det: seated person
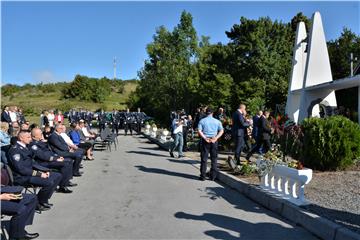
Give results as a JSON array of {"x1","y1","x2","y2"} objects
[
  {"x1": 1, "y1": 188, "x2": 39, "y2": 240},
  {"x1": 47, "y1": 124, "x2": 84, "y2": 177},
  {"x1": 79, "y1": 120, "x2": 96, "y2": 141},
  {"x1": 30, "y1": 128, "x2": 75, "y2": 193},
  {"x1": 59, "y1": 125, "x2": 79, "y2": 152},
  {"x1": 8, "y1": 131, "x2": 62, "y2": 211},
  {"x1": 69, "y1": 123, "x2": 94, "y2": 160},
  {"x1": 1, "y1": 162, "x2": 39, "y2": 239},
  {"x1": 42, "y1": 126, "x2": 52, "y2": 141}
]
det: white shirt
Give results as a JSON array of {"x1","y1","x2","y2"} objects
[
  {"x1": 47, "y1": 113, "x2": 55, "y2": 127},
  {"x1": 17, "y1": 141, "x2": 26, "y2": 148},
  {"x1": 172, "y1": 119, "x2": 183, "y2": 134},
  {"x1": 60, "y1": 132, "x2": 74, "y2": 146},
  {"x1": 82, "y1": 127, "x2": 91, "y2": 137},
  {"x1": 9, "y1": 111, "x2": 17, "y2": 122}
]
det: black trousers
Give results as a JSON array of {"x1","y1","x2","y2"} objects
[
  {"x1": 38, "y1": 159, "x2": 73, "y2": 187},
  {"x1": 200, "y1": 140, "x2": 218, "y2": 179},
  {"x1": 27, "y1": 172, "x2": 62, "y2": 204},
  {"x1": 247, "y1": 138, "x2": 271, "y2": 159},
  {"x1": 59, "y1": 150, "x2": 84, "y2": 175},
  {"x1": 112, "y1": 122, "x2": 119, "y2": 135},
  {"x1": 234, "y1": 135, "x2": 245, "y2": 164},
  {"x1": 1, "y1": 194, "x2": 37, "y2": 238},
  {"x1": 124, "y1": 123, "x2": 132, "y2": 135},
  {"x1": 182, "y1": 128, "x2": 188, "y2": 151}
]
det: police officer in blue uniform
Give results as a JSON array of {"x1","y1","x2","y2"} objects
[
  {"x1": 29, "y1": 128, "x2": 74, "y2": 193},
  {"x1": 8, "y1": 131, "x2": 62, "y2": 211},
  {"x1": 124, "y1": 109, "x2": 133, "y2": 136},
  {"x1": 1, "y1": 186, "x2": 39, "y2": 240},
  {"x1": 98, "y1": 110, "x2": 106, "y2": 132},
  {"x1": 197, "y1": 108, "x2": 224, "y2": 181}
]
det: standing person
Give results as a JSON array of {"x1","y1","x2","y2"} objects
[
  {"x1": 124, "y1": 109, "x2": 133, "y2": 136},
  {"x1": 252, "y1": 110, "x2": 263, "y2": 151},
  {"x1": 55, "y1": 111, "x2": 64, "y2": 124},
  {"x1": 231, "y1": 104, "x2": 250, "y2": 165},
  {"x1": 169, "y1": 111, "x2": 184, "y2": 158},
  {"x1": 47, "y1": 110, "x2": 55, "y2": 128},
  {"x1": 215, "y1": 107, "x2": 226, "y2": 122},
  {"x1": 9, "y1": 106, "x2": 18, "y2": 124},
  {"x1": 98, "y1": 109, "x2": 106, "y2": 132},
  {"x1": 197, "y1": 108, "x2": 224, "y2": 181},
  {"x1": 246, "y1": 110, "x2": 273, "y2": 160}
]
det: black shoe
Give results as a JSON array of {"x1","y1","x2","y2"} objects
[
  {"x1": 67, "y1": 182, "x2": 78, "y2": 187},
  {"x1": 36, "y1": 204, "x2": 50, "y2": 211},
  {"x1": 178, "y1": 155, "x2": 185, "y2": 158},
  {"x1": 24, "y1": 231, "x2": 40, "y2": 239},
  {"x1": 57, "y1": 187, "x2": 73, "y2": 193},
  {"x1": 42, "y1": 203, "x2": 53, "y2": 208},
  {"x1": 199, "y1": 176, "x2": 206, "y2": 181},
  {"x1": 73, "y1": 173, "x2": 82, "y2": 177},
  {"x1": 169, "y1": 151, "x2": 174, "y2": 158}
]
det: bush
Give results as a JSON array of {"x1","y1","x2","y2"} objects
[{"x1": 301, "y1": 116, "x2": 360, "y2": 170}]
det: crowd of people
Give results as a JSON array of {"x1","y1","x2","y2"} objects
[
  {"x1": 0, "y1": 105, "x2": 105, "y2": 239},
  {"x1": 168, "y1": 104, "x2": 274, "y2": 181},
  {"x1": 0, "y1": 102, "x2": 273, "y2": 238}
]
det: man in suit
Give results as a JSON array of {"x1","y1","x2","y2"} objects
[
  {"x1": 30, "y1": 128, "x2": 74, "y2": 193},
  {"x1": 246, "y1": 110, "x2": 272, "y2": 160},
  {"x1": 47, "y1": 124, "x2": 84, "y2": 177},
  {"x1": 231, "y1": 104, "x2": 250, "y2": 165},
  {"x1": 8, "y1": 131, "x2": 62, "y2": 211},
  {"x1": 2, "y1": 105, "x2": 13, "y2": 134}
]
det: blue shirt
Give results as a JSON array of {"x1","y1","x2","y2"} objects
[
  {"x1": 198, "y1": 116, "x2": 223, "y2": 138},
  {"x1": 69, "y1": 130, "x2": 81, "y2": 145},
  {"x1": 0, "y1": 130, "x2": 11, "y2": 147}
]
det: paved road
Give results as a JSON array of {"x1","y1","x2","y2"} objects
[{"x1": 29, "y1": 132, "x2": 318, "y2": 239}]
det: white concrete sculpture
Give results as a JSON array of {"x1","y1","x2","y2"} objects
[{"x1": 286, "y1": 12, "x2": 338, "y2": 124}]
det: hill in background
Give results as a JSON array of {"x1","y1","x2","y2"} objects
[{"x1": 1, "y1": 78, "x2": 138, "y2": 122}]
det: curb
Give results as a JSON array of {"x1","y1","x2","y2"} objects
[{"x1": 142, "y1": 134, "x2": 360, "y2": 240}]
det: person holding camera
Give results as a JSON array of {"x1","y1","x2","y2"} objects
[{"x1": 169, "y1": 111, "x2": 185, "y2": 158}]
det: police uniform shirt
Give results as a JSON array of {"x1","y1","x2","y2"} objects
[
  {"x1": 198, "y1": 116, "x2": 223, "y2": 138},
  {"x1": 8, "y1": 142, "x2": 49, "y2": 184},
  {"x1": 29, "y1": 140, "x2": 59, "y2": 162}
]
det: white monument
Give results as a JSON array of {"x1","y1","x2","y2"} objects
[{"x1": 286, "y1": 12, "x2": 360, "y2": 124}]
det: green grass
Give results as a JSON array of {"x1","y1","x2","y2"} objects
[{"x1": 1, "y1": 81, "x2": 138, "y2": 121}]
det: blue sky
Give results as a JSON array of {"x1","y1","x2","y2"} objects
[{"x1": 2, "y1": 1, "x2": 359, "y2": 85}]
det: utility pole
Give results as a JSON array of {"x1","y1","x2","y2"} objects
[{"x1": 113, "y1": 57, "x2": 117, "y2": 80}]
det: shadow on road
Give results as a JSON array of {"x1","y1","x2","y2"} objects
[
  {"x1": 135, "y1": 165, "x2": 199, "y2": 180},
  {"x1": 174, "y1": 211, "x2": 302, "y2": 240},
  {"x1": 166, "y1": 158, "x2": 199, "y2": 165},
  {"x1": 126, "y1": 150, "x2": 166, "y2": 157}
]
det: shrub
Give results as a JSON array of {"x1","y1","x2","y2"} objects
[{"x1": 301, "y1": 116, "x2": 360, "y2": 170}]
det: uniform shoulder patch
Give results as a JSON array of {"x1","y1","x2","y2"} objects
[
  {"x1": 13, "y1": 154, "x2": 21, "y2": 161},
  {"x1": 31, "y1": 145, "x2": 38, "y2": 151}
]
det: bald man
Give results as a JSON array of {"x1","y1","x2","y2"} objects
[
  {"x1": 8, "y1": 131, "x2": 62, "y2": 211},
  {"x1": 30, "y1": 128, "x2": 74, "y2": 193}
]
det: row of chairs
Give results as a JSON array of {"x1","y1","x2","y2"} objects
[{"x1": 94, "y1": 127, "x2": 118, "y2": 152}]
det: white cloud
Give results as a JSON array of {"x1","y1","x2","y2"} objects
[{"x1": 32, "y1": 70, "x2": 69, "y2": 84}]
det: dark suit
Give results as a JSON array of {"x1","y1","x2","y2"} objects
[
  {"x1": 1, "y1": 111, "x2": 11, "y2": 123},
  {"x1": 1, "y1": 187, "x2": 38, "y2": 239},
  {"x1": 8, "y1": 143, "x2": 62, "y2": 205},
  {"x1": 29, "y1": 140, "x2": 73, "y2": 188},
  {"x1": 47, "y1": 132, "x2": 83, "y2": 175},
  {"x1": 247, "y1": 116, "x2": 272, "y2": 159},
  {"x1": 231, "y1": 110, "x2": 250, "y2": 164}
]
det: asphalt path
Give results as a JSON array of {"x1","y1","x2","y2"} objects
[{"x1": 29, "y1": 132, "x2": 318, "y2": 239}]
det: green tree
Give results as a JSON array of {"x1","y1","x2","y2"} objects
[{"x1": 328, "y1": 28, "x2": 360, "y2": 79}]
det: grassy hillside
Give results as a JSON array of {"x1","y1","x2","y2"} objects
[{"x1": 1, "y1": 80, "x2": 138, "y2": 122}]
